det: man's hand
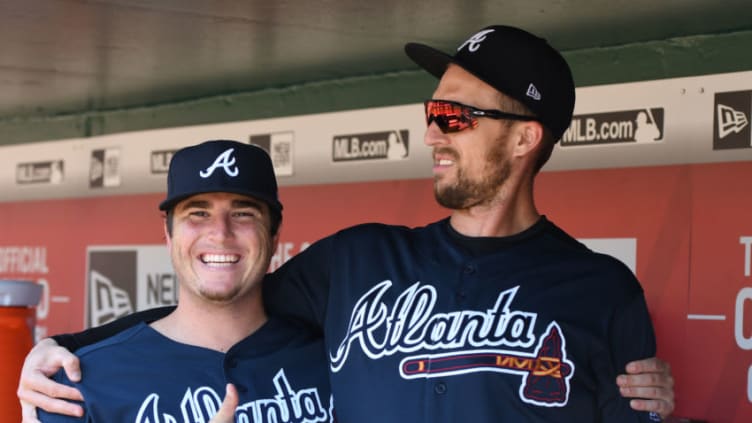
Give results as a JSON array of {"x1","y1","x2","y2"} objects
[
  {"x1": 17, "y1": 338, "x2": 84, "y2": 423},
  {"x1": 209, "y1": 384, "x2": 238, "y2": 423},
  {"x1": 617, "y1": 357, "x2": 675, "y2": 419}
]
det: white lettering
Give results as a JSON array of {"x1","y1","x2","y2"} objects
[
  {"x1": 329, "y1": 281, "x2": 539, "y2": 373},
  {"x1": 599, "y1": 120, "x2": 634, "y2": 140},
  {"x1": 586, "y1": 118, "x2": 597, "y2": 140},
  {"x1": 332, "y1": 136, "x2": 390, "y2": 160},
  {"x1": 332, "y1": 138, "x2": 352, "y2": 159},
  {"x1": 236, "y1": 370, "x2": 328, "y2": 423},
  {"x1": 134, "y1": 370, "x2": 329, "y2": 423},
  {"x1": 748, "y1": 365, "x2": 752, "y2": 403},
  {"x1": 146, "y1": 273, "x2": 178, "y2": 306},
  {"x1": 736, "y1": 287, "x2": 752, "y2": 350},
  {"x1": 36, "y1": 278, "x2": 49, "y2": 320},
  {"x1": 0, "y1": 246, "x2": 49, "y2": 274},
  {"x1": 350, "y1": 138, "x2": 360, "y2": 156},
  {"x1": 741, "y1": 237, "x2": 752, "y2": 277}
]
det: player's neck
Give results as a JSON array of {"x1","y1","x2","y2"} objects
[
  {"x1": 449, "y1": 179, "x2": 539, "y2": 237},
  {"x1": 151, "y1": 292, "x2": 267, "y2": 353}
]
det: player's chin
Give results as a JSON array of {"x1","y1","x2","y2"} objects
[{"x1": 200, "y1": 287, "x2": 242, "y2": 303}]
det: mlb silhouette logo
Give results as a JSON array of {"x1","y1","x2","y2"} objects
[{"x1": 713, "y1": 90, "x2": 751, "y2": 150}]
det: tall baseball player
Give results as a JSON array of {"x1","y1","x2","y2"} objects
[
  {"x1": 36, "y1": 140, "x2": 333, "y2": 422},
  {"x1": 19, "y1": 25, "x2": 674, "y2": 423},
  {"x1": 260, "y1": 25, "x2": 668, "y2": 422}
]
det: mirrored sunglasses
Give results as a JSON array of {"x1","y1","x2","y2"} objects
[{"x1": 424, "y1": 99, "x2": 538, "y2": 134}]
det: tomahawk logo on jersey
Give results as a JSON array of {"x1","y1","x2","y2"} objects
[{"x1": 330, "y1": 281, "x2": 575, "y2": 407}]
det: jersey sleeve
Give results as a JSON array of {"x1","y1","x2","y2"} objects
[
  {"x1": 36, "y1": 371, "x2": 87, "y2": 422},
  {"x1": 51, "y1": 306, "x2": 175, "y2": 351},
  {"x1": 600, "y1": 289, "x2": 660, "y2": 422},
  {"x1": 608, "y1": 292, "x2": 657, "y2": 380},
  {"x1": 262, "y1": 234, "x2": 335, "y2": 334}
]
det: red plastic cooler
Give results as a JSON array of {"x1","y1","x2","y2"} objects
[{"x1": 0, "y1": 280, "x2": 42, "y2": 422}]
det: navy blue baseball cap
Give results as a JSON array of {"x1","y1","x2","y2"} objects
[
  {"x1": 159, "y1": 140, "x2": 283, "y2": 214},
  {"x1": 405, "y1": 25, "x2": 575, "y2": 142}
]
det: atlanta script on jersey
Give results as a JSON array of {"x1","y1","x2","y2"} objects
[
  {"x1": 266, "y1": 217, "x2": 659, "y2": 422},
  {"x1": 40, "y1": 319, "x2": 333, "y2": 423}
]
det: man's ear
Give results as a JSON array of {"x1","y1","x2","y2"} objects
[
  {"x1": 271, "y1": 230, "x2": 281, "y2": 255},
  {"x1": 512, "y1": 120, "x2": 545, "y2": 158},
  {"x1": 163, "y1": 218, "x2": 172, "y2": 248}
]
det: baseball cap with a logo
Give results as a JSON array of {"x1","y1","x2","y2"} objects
[
  {"x1": 405, "y1": 25, "x2": 575, "y2": 141},
  {"x1": 159, "y1": 139, "x2": 282, "y2": 214}
]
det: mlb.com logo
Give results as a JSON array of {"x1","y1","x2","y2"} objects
[
  {"x1": 332, "y1": 130, "x2": 409, "y2": 162},
  {"x1": 713, "y1": 90, "x2": 751, "y2": 150}
]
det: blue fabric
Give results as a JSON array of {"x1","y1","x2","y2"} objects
[
  {"x1": 266, "y1": 216, "x2": 659, "y2": 422},
  {"x1": 39, "y1": 318, "x2": 332, "y2": 422}
]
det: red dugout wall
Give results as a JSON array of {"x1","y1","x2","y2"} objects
[
  {"x1": 2, "y1": 71, "x2": 752, "y2": 421},
  {"x1": 2, "y1": 164, "x2": 751, "y2": 421}
]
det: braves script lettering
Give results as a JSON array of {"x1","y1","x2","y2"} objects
[
  {"x1": 330, "y1": 281, "x2": 575, "y2": 407},
  {"x1": 134, "y1": 369, "x2": 329, "y2": 423}
]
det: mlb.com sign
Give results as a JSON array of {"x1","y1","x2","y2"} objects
[
  {"x1": 560, "y1": 108, "x2": 664, "y2": 146},
  {"x1": 332, "y1": 130, "x2": 409, "y2": 162}
]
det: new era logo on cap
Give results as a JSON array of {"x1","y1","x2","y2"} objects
[
  {"x1": 526, "y1": 84, "x2": 542, "y2": 101},
  {"x1": 159, "y1": 140, "x2": 282, "y2": 213}
]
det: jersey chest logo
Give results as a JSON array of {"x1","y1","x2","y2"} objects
[
  {"x1": 134, "y1": 369, "x2": 332, "y2": 423},
  {"x1": 330, "y1": 281, "x2": 575, "y2": 407}
]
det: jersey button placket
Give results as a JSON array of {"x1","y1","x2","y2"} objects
[
  {"x1": 455, "y1": 290, "x2": 467, "y2": 302},
  {"x1": 224, "y1": 354, "x2": 247, "y2": 393},
  {"x1": 457, "y1": 263, "x2": 476, "y2": 303},
  {"x1": 434, "y1": 381, "x2": 447, "y2": 395}
]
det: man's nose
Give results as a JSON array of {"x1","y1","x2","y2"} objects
[
  {"x1": 424, "y1": 120, "x2": 448, "y2": 146},
  {"x1": 209, "y1": 214, "x2": 234, "y2": 240}
]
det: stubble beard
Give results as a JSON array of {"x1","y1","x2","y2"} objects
[
  {"x1": 200, "y1": 284, "x2": 243, "y2": 303},
  {"x1": 433, "y1": 141, "x2": 510, "y2": 210}
]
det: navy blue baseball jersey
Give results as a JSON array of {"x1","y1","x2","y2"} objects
[
  {"x1": 40, "y1": 318, "x2": 333, "y2": 423},
  {"x1": 264, "y1": 216, "x2": 659, "y2": 422}
]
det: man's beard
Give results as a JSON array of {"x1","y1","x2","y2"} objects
[
  {"x1": 434, "y1": 143, "x2": 510, "y2": 210},
  {"x1": 200, "y1": 285, "x2": 242, "y2": 303}
]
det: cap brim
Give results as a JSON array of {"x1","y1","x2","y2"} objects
[
  {"x1": 159, "y1": 189, "x2": 283, "y2": 213},
  {"x1": 404, "y1": 43, "x2": 454, "y2": 79}
]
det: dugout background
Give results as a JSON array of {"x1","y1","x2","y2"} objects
[{"x1": 1, "y1": 1, "x2": 751, "y2": 421}]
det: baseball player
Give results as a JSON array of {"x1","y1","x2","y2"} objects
[
  {"x1": 19, "y1": 25, "x2": 675, "y2": 423},
  {"x1": 261, "y1": 25, "x2": 666, "y2": 422},
  {"x1": 36, "y1": 140, "x2": 333, "y2": 422}
]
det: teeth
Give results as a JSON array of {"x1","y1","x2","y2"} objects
[
  {"x1": 438, "y1": 159, "x2": 454, "y2": 166},
  {"x1": 201, "y1": 254, "x2": 239, "y2": 264}
]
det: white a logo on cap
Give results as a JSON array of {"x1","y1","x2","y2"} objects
[
  {"x1": 458, "y1": 29, "x2": 495, "y2": 53},
  {"x1": 200, "y1": 148, "x2": 239, "y2": 178}
]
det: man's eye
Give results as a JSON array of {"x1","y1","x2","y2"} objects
[
  {"x1": 189, "y1": 211, "x2": 209, "y2": 217},
  {"x1": 234, "y1": 210, "x2": 257, "y2": 218}
]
